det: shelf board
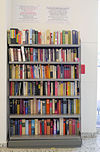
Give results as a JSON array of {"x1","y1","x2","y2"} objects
[
  {"x1": 10, "y1": 135, "x2": 81, "y2": 140},
  {"x1": 9, "y1": 114, "x2": 80, "y2": 119},
  {"x1": 9, "y1": 96, "x2": 80, "y2": 99},
  {"x1": 9, "y1": 78, "x2": 80, "y2": 82},
  {"x1": 9, "y1": 61, "x2": 80, "y2": 65},
  {"x1": 9, "y1": 44, "x2": 80, "y2": 48}
]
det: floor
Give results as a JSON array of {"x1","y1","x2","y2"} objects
[{"x1": 1, "y1": 133, "x2": 100, "y2": 152}]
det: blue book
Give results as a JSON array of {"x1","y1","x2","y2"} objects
[
  {"x1": 25, "y1": 120, "x2": 29, "y2": 135},
  {"x1": 17, "y1": 119, "x2": 20, "y2": 135},
  {"x1": 15, "y1": 119, "x2": 18, "y2": 135},
  {"x1": 25, "y1": 101, "x2": 28, "y2": 114},
  {"x1": 30, "y1": 29, "x2": 33, "y2": 44},
  {"x1": 35, "y1": 49, "x2": 38, "y2": 61},
  {"x1": 42, "y1": 119, "x2": 44, "y2": 135},
  {"x1": 63, "y1": 99, "x2": 67, "y2": 114},
  {"x1": 72, "y1": 30, "x2": 76, "y2": 44},
  {"x1": 54, "y1": 119, "x2": 57, "y2": 135},
  {"x1": 10, "y1": 119, "x2": 13, "y2": 136},
  {"x1": 38, "y1": 99, "x2": 41, "y2": 114},
  {"x1": 31, "y1": 120, "x2": 35, "y2": 135},
  {"x1": 75, "y1": 31, "x2": 78, "y2": 44},
  {"x1": 33, "y1": 48, "x2": 36, "y2": 61}
]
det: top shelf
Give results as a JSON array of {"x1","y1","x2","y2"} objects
[{"x1": 8, "y1": 44, "x2": 81, "y2": 48}]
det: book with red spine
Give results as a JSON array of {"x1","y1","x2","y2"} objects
[
  {"x1": 63, "y1": 49, "x2": 65, "y2": 62},
  {"x1": 30, "y1": 65, "x2": 33, "y2": 79},
  {"x1": 30, "y1": 48, "x2": 33, "y2": 61},
  {"x1": 60, "y1": 32, "x2": 62, "y2": 44},
  {"x1": 50, "y1": 120, "x2": 53, "y2": 135},
  {"x1": 47, "y1": 81, "x2": 50, "y2": 96},
  {"x1": 61, "y1": 48, "x2": 63, "y2": 61},
  {"x1": 19, "y1": 119, "x2": 22, "y2": 135},
  {"x1": 55, "y1": 81, "x2": 58, "y2": 96},
  {"x1": 38, "y1": 32, "x2": 41, "y2": 44},
  {"x1": 58, "y1": 99, "x2": 61, "y2": 114},
  {"x1": 29, "y1": 120, "x2": 31, "y2": 135},
  {"x1": 46, "y1": 99, "x2": 50, "y2": 114},
  {"x1": 63, "y1": 119, "x2": 66, "y2": 135},
  {"x1": 44, "y1": 119, "x2": 47, "y2": 135},
  {"x1": 72, "y1": 119, "x2": 75, "y2": 135}
]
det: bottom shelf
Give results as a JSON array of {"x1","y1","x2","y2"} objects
[{"x1": 8, "y1": 135, "x2": 82, "y2": 148}]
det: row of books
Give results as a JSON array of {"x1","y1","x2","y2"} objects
[
  {"x1": 10, "y1": 118, "x2": 80, "y2": 136},
  {"x1": 10, "y1": 81, "x2": 80, "y2": 96},
  {"x1": 9, "y1": 48, "x2": 79, "y2": 63},
  {"x1": 8, "y1": 28, "x2": 80, "y2": 45},
  {"x1": 9, "y1": 64, "x2": 79, "y2": 79},
  {"x1": 10, "y1": 99, "x2": 80, "y2": 115}
]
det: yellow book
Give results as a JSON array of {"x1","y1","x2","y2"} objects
[
  {"x1": 30, "y1": 99, "x2": 34, "y2": 115},
  {"x1": 60, "y1": 82, "x2": 63, "y2": 96},
  {"x1": 35, "y1": 119, "x2": 38, "y2": 135},
  {"x1": 76, "y1": 99, "x2": 80, "y2": 114},
  {"x1": 53, "y1": 32, "x2": 55, "y2": 44},
  {"x1": 38, "y1": 49, "x2": 40, "y2": 61},
  {"x1": 67, "y1": 82, "x2": 71, "y2": 96},
  {"x1": 22, "y1": 119, "x2": 25, "y2": 135},
  {"x1": 17, "y1": 101, "x2": 20, "y2": 114},
  {"x1": 46, "y1": 30, "x2": 50, "y2": 44},
  {"x1": 65, "y1": 31, "x2": 68, "y2": 44}
]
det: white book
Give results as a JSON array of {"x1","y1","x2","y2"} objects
[
  {"x1": 21, "y1": 46, "x2": 25, "y2": 61},
  {"x1": 10, "y1": 48, "x2": 14, "y2": 62},
  {"x1": 60, "y1": 118, "x2": 63, "y2": 135},
  {"x1": 22, "y1": 30, "x2": 25, "y2": 44},
  {"x1": 18, "y1": 49, "x2": 21, "y2": 61}
]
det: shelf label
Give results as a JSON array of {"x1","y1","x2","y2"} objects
[{"x1": 81, "y1": 64, "x2": 85, "y2": 74}]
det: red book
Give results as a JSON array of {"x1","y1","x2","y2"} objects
[
  {"x1": 29, "y1": 120, "x2": 31, "y2": 135},
  {"x1": 44, "y1": 120, "x2": 47, "y2": 135},
  {"x1": 63, "y1": 50, "x2": 65, "y2": 62},
  {"x1": 60, "y1": 32, "x2": 62, "y2": 44},
  {"x1": 47, "y1": 81, "x2": 50, "y2": 96},
  {"x1": 61, "y1": 48, "x2": 63, "y2": 61},
  {"x1": 30, "y1": 48, "x2": 33, "y2": 61},
  {"x1": 63, "y1": 119, "x2": 66, "y2": 135},
  {"x1": 30, "y1": 65, "x2": 33, "y2": 79},
  {"x1": 72, "y1": 119, "x2": 75, "y2": 135},
  {"x1": 40, "y1": 120, "x2": 42, "y2": 135},
  {"x1": 46, "y1": 99, "x2": 50, "y2": 114},
  {"x1": 38, "y1": 32, "x2": 41, "y2": 44},
  {"x1": 20, "y1": 120, "x2": 22, "y2": 135},
  {"x1": 50, "y1": 120, "x2": 53, "y2": 135},
  {"x1": 55, "y1": 81, "x2": 58, "y2": 96}
]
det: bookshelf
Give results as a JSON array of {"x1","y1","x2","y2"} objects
[{"x1": 7, "y1": 29, "x2": 82, "y2": 148}]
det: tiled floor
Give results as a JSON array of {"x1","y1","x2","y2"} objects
[{"x1": 1, "y1": 134, "x2": 100, "y2": 152}]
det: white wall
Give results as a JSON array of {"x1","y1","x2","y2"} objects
[{"x1": 0, "y1": 0, "x2": 98, "y2": 143}]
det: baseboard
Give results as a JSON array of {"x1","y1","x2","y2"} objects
[
  {"x1": 81, "y1": 132, "x2": 96, "y2": 138},
  {"x1": 0, "y1": 142, "x2": 7, "y2": 148}
]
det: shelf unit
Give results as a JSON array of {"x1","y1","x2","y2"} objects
[{"x1": 7, "y1": 43, "x2": 82, "y2": 148}]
